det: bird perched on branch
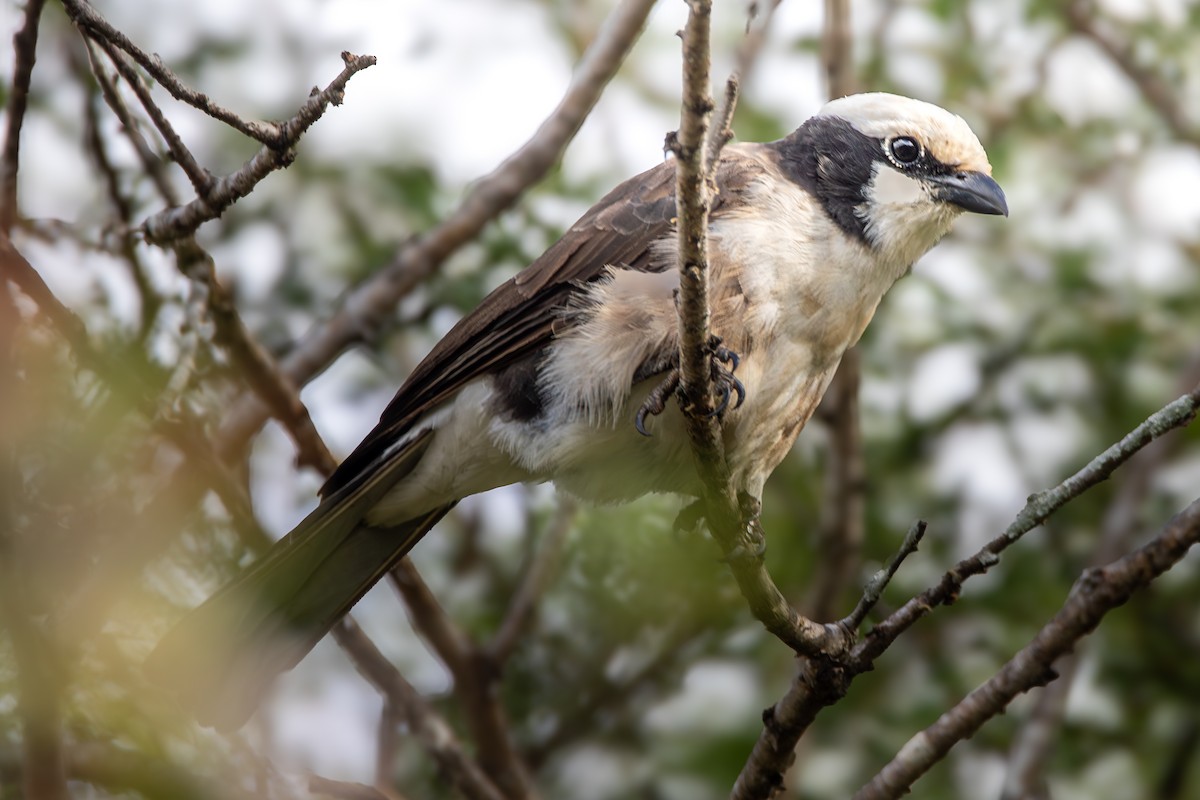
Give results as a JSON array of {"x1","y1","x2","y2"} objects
[{"x1": 147, "y1": 92, "x2": 1007, "y2": 729}]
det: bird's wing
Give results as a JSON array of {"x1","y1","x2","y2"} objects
[{"x1": 322, "y1": 144, "x2": 772, "y2": 496}]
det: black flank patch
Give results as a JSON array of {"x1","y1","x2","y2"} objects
[{"x1": 491, "y1": 351, "x2": 549, "y2": 422}]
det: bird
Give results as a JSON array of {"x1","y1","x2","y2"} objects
[{"x1": 146, "y1": 92, "x2": 1007, "y2": 730}]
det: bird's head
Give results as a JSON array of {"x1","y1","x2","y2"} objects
[{"x1": 783, "y1": 92, "x2": 1007, "y2": 271}]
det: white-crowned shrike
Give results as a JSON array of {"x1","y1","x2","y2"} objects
[{"x1": 148, "y1": 92, "x2": 1008, "y2": 729}]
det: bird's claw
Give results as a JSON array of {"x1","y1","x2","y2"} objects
[
  {"x1": 704, "y1": 336, "x2": 745, "y2": 418},
  {"x1": 635, "y1": 370, "x2": 681, "y2": 436},
  {"x1": 720, "y1": 492, "x2": 766, "y2": 563},
  {"x1": 634, "y1": 336, "x2": 744, "y2": 436}
]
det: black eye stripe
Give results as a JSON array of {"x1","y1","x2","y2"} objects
[{"x1": 888, "y1": 136, "x2": 921, "y2": 166}]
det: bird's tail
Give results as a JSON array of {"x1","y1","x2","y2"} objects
[{"x1": 145, "y1": 429, "x2": 452, "y2": 731}]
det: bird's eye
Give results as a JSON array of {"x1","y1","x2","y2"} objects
[{"x1": 888, "y1": 136, "x2": 921, "y2": 166}]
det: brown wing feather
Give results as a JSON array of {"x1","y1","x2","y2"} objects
[{"x1": 323, "y1": 145, "x2": 772, "y2": 496}]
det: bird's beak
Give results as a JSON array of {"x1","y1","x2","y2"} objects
[{"x1": 928, "y1": 171, "x2": 1008, "y2": 217}]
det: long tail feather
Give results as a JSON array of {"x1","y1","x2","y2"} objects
[{"x1": 145, "y1": 429, "x2": 449, "y2": 730}]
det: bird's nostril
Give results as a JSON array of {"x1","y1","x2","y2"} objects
[{"x1": 956, "y1": 172, "x2": 969, "y2": 181}]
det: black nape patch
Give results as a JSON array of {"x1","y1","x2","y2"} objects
[
  {"x1": 773, "y1": 116, "x2": 884, "y2": 245},
  {"x1": 491, "y1": 352, "x2": 549, "y2": 422}
]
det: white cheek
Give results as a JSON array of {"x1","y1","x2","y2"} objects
[{"x1": 869, "y1": 165, "x2": 928, "y2": 206}]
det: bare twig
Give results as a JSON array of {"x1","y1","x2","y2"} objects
[
  {"x1": 86, "y1": 35, "x2": 214, "y2": 196},
  {"x1": 77, "y1": 55, "x2": 160, "y2": 337},
  {"x1": 731, "y1": 382, "x2": 1200, "y2": 798},
  {"x1": 62, "y1": 0, "x2": 284, "y2": 145},
  {"x1": 140, "y1": 50, "x2": 377, "y2": 244},
  {"x1": 854, "y1": 495, "x2": 1200, "y2": 800},
  {"x1": 388, "y1": 561, "x2": 471, "y2": 677},
  {"x1": 210, "y1": 0, "x2": 657, "y2": 458},
  {"x1": 172, "y1": 241, "x2": 337, "y2": 474},
  {"x1": 1064, "y1": 0, "x2": 1199, "y2": 145},
  {"x1": 331, "y1": 619, "x2": 506, "y2": 800},
  {"x1": 841, "y1": 520, "x2": 926, "y2": 631},
  {"x1": 1001, "y1": 352, "x2": 1200, "y2": 798},
  {"x1": 707, "y1": 0, "x2": 782, "y2": 156},
  {"x1": 84, "y1": 39, "x2": 180, "y2": 205},
  {"x1": 0, "y1": 0, "x2": 48, "y2": 235},
  {"x1": 389, "y1": 561, "x2": 536, "y2": 800},
  {"x1": 488, "y1": 496, "x2": 577, "y2": 664}
]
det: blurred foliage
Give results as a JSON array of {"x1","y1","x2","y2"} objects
[{"x1": 3, "y1": 1, "x2": 1200, "y2": 800}]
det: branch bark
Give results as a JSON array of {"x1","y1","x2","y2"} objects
[
  {"x1": 854, "y1": 495, "x2": 1200, "y2": 799},
  {"x1": 0, "y1": 0, "x2": 48, "y2": 235},
  {"x1": 731, "y1": 382, "x2": 1200, "y2": 798}
]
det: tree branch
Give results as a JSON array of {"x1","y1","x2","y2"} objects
[
  {"x1": 854, "y1": 495, "x2": 1200, "y2": 800},
  {"x1": 859, "y1": 384, "x2": 1200, "y2": 662},
  {"x1": 1064, "y1": 0, "x2": 1199, "y2": 145},
  {"x1": 0, "y1": 0, "x2": 48, "y2": 235},
  {"x1": 1001, "y1": 351, "x2": 1200, "y2": 798},
  {"x1": 331, "y1": 619, "x2": 507, "y2": 800},
  {"x1": 389, "y1": 561, "x2": 537, "y2": 800},
  {"x1": 731, "y1": 382, "x2": 1200, "y2": 798},
  {"x1": 62, "y1": 0, "x2": 285, "y2": 145}
]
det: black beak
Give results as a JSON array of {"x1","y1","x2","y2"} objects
[{"x1": 929, "y1": 171, "x2": 1008, "y2": 217}]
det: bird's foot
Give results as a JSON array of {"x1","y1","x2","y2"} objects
[
  {"x1": 705, "y1": 336, "x2": 746, "y2": 419},
  {"x1": 634, "y1": 336, "x2": 744, "y2": 437},
  {"x1": 672, "y1": 498, "x2": 707, "y2": 539},
  {"x1": 635, "y1": 369, "x2": 680, "y2": 437},
  {"x1": 720, "y1": 492, "x2": 766, "y2": 563}
]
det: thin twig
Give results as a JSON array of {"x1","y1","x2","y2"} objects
[
  {"x1": 389, "y1": 561, "x2": 537, "y2": 800},
  {"x1": 86, "y1": 35, "x2": 214, "y2": 196},
  {"x1": 331, "y1": 619, "x2": 507, "y2": 800},
  {"x1": 730, "y1": 382, "x2": 1200, "y2": 798},
  {"x1": 140, "y1": 51, "x2": 377, "y2": 245},
  {"x1": 76, "y1": 52, "x2": 160, "y2": 337},
  {"x1": 0, "y1": 0, "x2": 48, "y2": 235},
  {"x1": 62, "y1": 0, "x2": 284, "y2": 145},
  {"x1": 488, "y1": 496, "x2": 577, "y2": 664},
  {"x1": 85, "y1": 39, "x2": 180, "y2": 205},
  {"x1": 172, "y1": 241, "x2": 337, "y2": 474},
  {"x1": 841, "y1": 520, "x2": 926, "y2": 632},
  {"x1": 1064, "y1": 0, "x2": 1199, "y2": 145},
  {"x1": 706, "y1": 0, "x2": 782, "y2": 160},
  {"x1": 854, "y1": 495, "x2": 1200, "y2": 800}
]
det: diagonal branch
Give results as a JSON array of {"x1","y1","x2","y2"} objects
[
  {"x1": 1064, "y1": 0, "x2": 1199, "y2": 145},
  {"x1": 62, "y1": 0, "x2": 284, "y2": 145},
  {"x1": 730, "y1": 381, "x2": 1200, "y2": 798},
  {"x1": 854, "y1": 495, "x2": 1200, "y2": 800},
  {"x1": 139, "y1": 50, "x2": 376, "y2": 244},
  {"x1": 331, "y1": 619, "x2": 506, "y2": 800}
]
